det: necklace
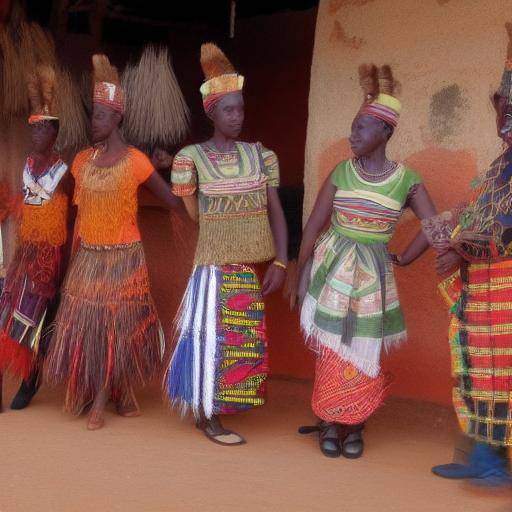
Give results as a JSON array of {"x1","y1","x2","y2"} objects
[
  {"x1": 354, "y1": 157, "x2": 397, "y2": 182},
  {"x1": 203, "y1": 139, "x2": 238, "y2": 153}
]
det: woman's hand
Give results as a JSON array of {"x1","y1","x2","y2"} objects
[
  {"x1": 290, "y1": 257, "x2": 313, "y2": 309},
  {"x1": 389, "y1": 253, "x2": 404, "y2": 266},
  {"x1": 297, "y1": 269, "x2": 310, "y2": 308},
  {"x1": 262, "y1": 263, "x2": 286, "y2": 296},
  {"x1": 436, "y1": 249, "x2": 462, "y2": 275}
]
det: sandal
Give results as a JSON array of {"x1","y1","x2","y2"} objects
[
  {"x1": 196, "y1": 420, "x2": 246, "y2": 446},
  {"x1": 341, "y1": 429, "x2": 364, "y2": 459},
  {"x1": 299, "y1": 421, "x2": 341, "y2": 458}
]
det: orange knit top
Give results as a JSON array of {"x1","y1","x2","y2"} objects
[{"x1": 72, "y1": 147, "x2": 154, "y2": 245}]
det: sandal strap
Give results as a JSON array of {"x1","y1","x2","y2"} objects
[
  {"x1": 298, "y1": 425, "x2": 321, "y2": 434},
  {"x1": 320, "y1": 423, "x2": 339, "y2": 441}
]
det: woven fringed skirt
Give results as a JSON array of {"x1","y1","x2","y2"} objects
[
  {"x1": 0, "y1": 240, "x2": 62, "y2": 380},
  {"x1": 301, "y1": 229, "x2": 404, "y2": 424},
  {"x1": 45, "y1": 242, "x2": 164, "y2": 415},
  {"x1": 166, "y1": 264, "x2": 268, "y2": 419},
  {"x1": 449, "y1": 261, "x2": 512, "y2": 447}
]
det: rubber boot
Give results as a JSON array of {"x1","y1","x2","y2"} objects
[
  {"x1": 432, "y1": 442, "x2": 511, "y2": 486},
  {"x1": 10, "y1": 367, "x2": 40, "y2": 410}
]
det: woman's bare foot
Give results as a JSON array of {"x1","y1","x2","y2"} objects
[
  {"x1": 87, "y1": 389, "x2": 108, "y2": 430},
  {"x1": 115, "y1": 390, "x2": 141, "y2": 418},
  {"x1": 87, "y1": 408, "x2": 105, "y2": 430}
]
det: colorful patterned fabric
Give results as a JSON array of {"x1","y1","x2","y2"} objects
[
  {"x1": 0, "y1": 241, "x2": 62, "y2": 379},
  {"x1": 0, "y1": 157, "x2": 68, "y2": 379},
  {"x1": 312, "y1": 348, "x2": 392, "y2": 424},
  {"x1": 358, "y1": 93, "x2": 401, "y2": 127},
  {"x1": 448, "y1": 260, "x2": 512, "y2": 447},
  {"x1": 200, "y1": 74, "x2": 244, "y2": 102},
  {"x1": 166, "y1": 264, "x2": 268, "y2": 419},
  {"x1": 93, "y1": 81, "x2": 125, "y2": 113},
  {"x1": 45, "y1": 242, "x2": 164, "y2": 415},
  {"x1": 301, "y1": 159, "x2": 421, "y2": 377},
  {"x1": 330, "y1": 159, "x2": 421, "y2": 244},
  {"x1": 453, "y1": 150, "x2": 512, "y2": 260},
  {"x1": 23, "y1": 155, "x2": 67, "y2": 205},
  {"x1": 171, "y1": 142, "x2": 279, "y2": 265},
  {"x1": 432, "y1": 150, "x2": 512, "y2": 448},
  {"x1": 72, "y1": 147, "x2": 154, "y2": 245},
  {"x1": 199, "y1": 43, "x2": 244, "y2": 112}
]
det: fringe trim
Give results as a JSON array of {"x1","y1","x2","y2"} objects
[
  {"x1": 45, "y1": 242, "x2": 162, "y2": 414},
  {"x1": 167, "y1": 266, "x2": 218, "y2": 419},
  {"x1": 301, "y1": 293, "x2": 406, "y2": 378},
  {"x1": 191, "y1": 267, "x2": 208, "y2": 417},
  {"x1": 0, "y1": 331, "x2": 33, "y2": 380},
  {"x1": 165, "y1": 267, "x2": 197, "y2": 418},
  {"x1": 202, "y1": 267, "x2": 218, "y2": 419}
]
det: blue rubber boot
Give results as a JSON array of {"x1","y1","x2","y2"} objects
[{"x1": 432, "y1": 442, "x2": 511, "y2": 486}]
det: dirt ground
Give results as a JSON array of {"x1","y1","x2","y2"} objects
[{"x1": 1, "y1": 377, "x2": 510, "y2": 512}]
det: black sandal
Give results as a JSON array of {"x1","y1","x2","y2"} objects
[
  {"x1": 341, "y1": 428, "x2": 364, "y2": 459},
  {"x1": 196, "y1": 420, "x2": 246, "y2": 446},
  {"x1": 299, "y1": 421, "x2": 341, "y2": 458}
]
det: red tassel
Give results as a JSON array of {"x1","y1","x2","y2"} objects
[{"x1": 0, "y1": 331, "x2": 33, "y2": 380}]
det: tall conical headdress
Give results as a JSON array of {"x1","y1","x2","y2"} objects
[
  {"x1": 199, "y1": 43, "x2": 244, "y2": 113},
  {"x1": 92, "y1": 54, "x2": 125, "y2": 113},
  {"x1": 27, "y1": 64, "x2": 58, "y2": 124}
]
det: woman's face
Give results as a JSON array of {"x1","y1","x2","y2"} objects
[
  {"x1": 209, "y1": 91, "x2": 245, "y2": 139},
  {"x1": 30, "y1": 121, "x2": 58, "y2": 153},
  {"x1": 349, "y1": 114, "x2": 390, "y2": 157},
  {"x1": 91, "y1": 103, "x2": 121, "y2": 143},
  {"x1": 495, "y1": 94, "x2": 512, "y2": 146}
]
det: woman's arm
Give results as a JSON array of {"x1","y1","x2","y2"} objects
[
  {"x1": 292, "y1": 174, "x2": 336, "y2": 307},
  {"x1": 143, "y1": 171, "x2": 181, "y2": 210},
  {"x1": 267, "y1": 187, "x2": 288, "y2": 264},
  {"x1": 394, "y1": 184, "x2": 437, "y2": 266},
  {"x1": 297, "y1": 175, "x2": 337, "y2": 273},
  {"x1": 182, "y1": 196, "x2": 199, "y2": 223},
  {"x1": 261, "y1": 186, "x2": 288, "y2": 295}
]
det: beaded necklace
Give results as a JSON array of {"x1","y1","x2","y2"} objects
[{"x1": 354, "y1": 157, "x2": 398, "y2": 183}]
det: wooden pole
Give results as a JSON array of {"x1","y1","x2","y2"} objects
[
  {"x1": 50, "y1": 0, "x2": 70, "y2": 43},
  {"x1": 229, "y1": 0, "x2": 236, "y2": 39},
  {"x1": 91, "y1": 0, "x2": 107, "y2": 49}
]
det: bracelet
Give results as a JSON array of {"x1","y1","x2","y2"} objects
[{"x1": 272, "y1": 260, "x2": 287, "y2": 270}]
